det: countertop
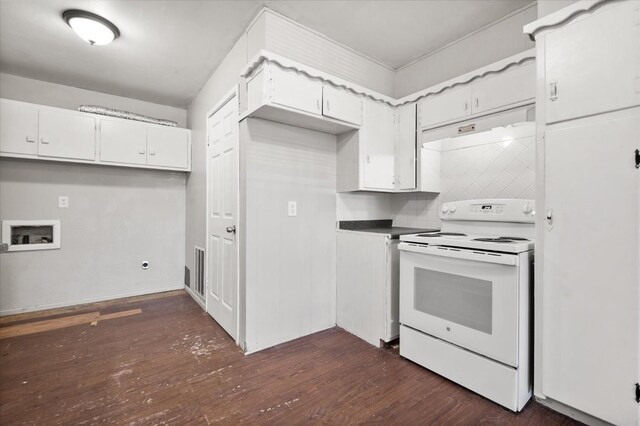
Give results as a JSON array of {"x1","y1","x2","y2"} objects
[{"x1": 338, "y1": 220, "x2": 438, "y2": 239}]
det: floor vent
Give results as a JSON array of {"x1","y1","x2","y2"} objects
[{"x1": 194, "y1": 246, "x2": 205, "y2": 297}]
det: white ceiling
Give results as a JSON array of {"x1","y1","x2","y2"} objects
[{"x1": 0, "y1": 1, "x2": 534, "y2": 108}]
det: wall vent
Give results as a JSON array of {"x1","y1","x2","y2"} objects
[{"x1": 194, "y1": 246, "x2": 205, "y2": 297}]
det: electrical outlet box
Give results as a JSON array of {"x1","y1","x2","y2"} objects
[
  {"x1": 288, "y1": 201, "x2": 297, "y2": 217},
  {"x1": 58, "y1": 196, "x2": 69, "y2": 208}
]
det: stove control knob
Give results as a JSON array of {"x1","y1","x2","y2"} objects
[
  {"x1": 449, "y1": 205, "x2": 457, "y2": 213},
  {"x1": 522, "y1": 202, "x2": 533, "y2": 214},
  {"x1": 441, "y1": 205, "x2": 449, "y2": 214}
]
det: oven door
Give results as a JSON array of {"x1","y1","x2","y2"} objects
[{"x1": 399, "y1": 243, "x2": 519, "y2": 367}]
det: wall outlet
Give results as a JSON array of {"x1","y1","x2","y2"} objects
[
  {"x1": 58, "y1": 196, "x2": 69, "y2": 208},
  {"x1": 288, "y1": 201, "x2": 297, "y2": 217}
]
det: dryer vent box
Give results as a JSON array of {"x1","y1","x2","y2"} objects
[{"x1": 2, "y1": 220, "x2": 61, "y2": 252}]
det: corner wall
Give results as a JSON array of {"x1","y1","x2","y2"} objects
[{"x1": 394, "y1": 4, "x2": 537, "y2": 98}]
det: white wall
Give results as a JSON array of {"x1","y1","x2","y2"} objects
[
  {"x1": 242, "y1": 118, "x2": 336, "y2": 353},
  {"x1": 394, "y1": 5, "x2": 537, "y2": 98},
  {"x1": 0, "y1": 159, "x2": 185, "y2": 314},
  {"x1": 247, "y1": 9, "x2": 395, "y2": 97},
  {"x1": 0, "y1": 75, "x2": 187, "y2": 314},
  {"x1": 184, "y1": 35, "x2": 248, "y2": 290},
  {"x1": 0, "y1": 73, "x2": 187, "y2": 127}
]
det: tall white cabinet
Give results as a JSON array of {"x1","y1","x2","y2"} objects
[{"x1": 525, "y1": 1, "x2": 640, "y2": 425}]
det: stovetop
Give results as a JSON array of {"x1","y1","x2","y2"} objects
[{"x1": 400, "y1": 231, "x2": 535, "y2": 254}]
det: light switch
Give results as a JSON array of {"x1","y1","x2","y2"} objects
[
  {"x1": 58, "y1": 196, "x2": 69, "y2": 208},
  {"x1": 288, "y1": 201, "x2": 297, "y2": 217}
]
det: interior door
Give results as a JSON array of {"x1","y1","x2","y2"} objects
[
  {"x1": 206, "y1": 93, "x2": 239, "y2": 340},
  {"x1": 542, "y1": 110, "x2": 640, "y2": 425}
]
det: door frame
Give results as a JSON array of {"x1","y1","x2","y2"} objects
[{"x1": 205, "y1": 86, "x2": 240, "y2": 344}]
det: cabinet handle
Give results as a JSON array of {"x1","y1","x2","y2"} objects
[
  {"x1": 316, "y1": 99, "x2": 321, "y2": 111},
  {"x1": 474, "y1": 98, "x2": 479, "y2": 108},
  {"x1": 549, "y1": 82, "x2": 558, "y2": 101},
  {"x1": 138, "y1": 149, "x2": 145, "y2": 155},
  {"x1": 149, "y1": 150, "x2": 156, "y2": 156},
  {"x1": 326, "y1": 100, "x2": 330, "y2": 112},
  {"x1": 366, "y1": 155, "x2": 371, "y2": 164},
  {"x1": 40, "y1": 138, "x2": 50, "y2": 144},
  {"x1": 464, "y1": 102, "x2": 468, "y2": 111},
  {"x1": 26, "y1": 136, "x2": 35, "y2": 143}
]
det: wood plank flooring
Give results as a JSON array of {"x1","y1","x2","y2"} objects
[{"x1": 0, "y1": 291, "x2": 580, "y2": 425}]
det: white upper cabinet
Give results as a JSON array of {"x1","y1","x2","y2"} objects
[
  {"x1": 394, "y1": 103, "x2": 417, "y2": 190},
  {"x1": 544, "y1": 1, "x2": 640, "y2": 124},
  {"x1": 418, "y1": 85, "x2": 472, "y2": 130},
  {"x1": 147, "y1": 126, "x2": 190, "y2": 169},
  {"x1": 39, "y1": 109, "x2": 95, "y2": 161},
  {"x1": 362, "y1": 100, "x2": 395, "y2": 190},
  {"x1": 0, "y1": 99, "x2": 38, "y2": 156},
  {"x1": 471, "y1": 61, "x2": 535, "y2": 116},
  {"x1": 260, "y1": 66, "x2": 322, "y2": 116},
  {"x1": 99, "y1": 119, "x2": 147, "y2": 166},
  {"x1": 418, "y1": 59, "x2": 535, "y2": 130},
  {"x1": 322, "y1": 86, "x2": 362, "y2": 125}
]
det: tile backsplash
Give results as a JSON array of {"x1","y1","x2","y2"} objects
[{"x1": 440, "y1": 135, "x2": 535, "y2": 203}]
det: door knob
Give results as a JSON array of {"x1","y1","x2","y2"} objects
[
  {"x1": 546, "y1": 210, "x2": 553, "y2": 224},
  {"x1": 226, "y1": 225, "x2": 236, "y2": 234}
]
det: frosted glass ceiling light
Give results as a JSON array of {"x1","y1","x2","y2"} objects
[{"x1": 63, "y1": 10, "x2": 120, "y2": 46}]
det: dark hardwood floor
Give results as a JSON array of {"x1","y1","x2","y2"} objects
[{"x1": 0, "y1": 291, "x2": 579, "y2": 425}]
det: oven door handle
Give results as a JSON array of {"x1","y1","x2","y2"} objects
[{"x1": 399, "y1": 242, "x2": 518, "y2": 266}]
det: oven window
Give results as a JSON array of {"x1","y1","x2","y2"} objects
[{"x1": 414, "y1": 268, "x2": 492, "y2": 334}]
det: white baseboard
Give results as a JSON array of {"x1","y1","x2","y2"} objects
[
  {"x1": 184, "y1": 285, "x2": 206, "y2": 310},
  {"x1": 0, "y1": 285, "x2": 184, "y2": 316}
]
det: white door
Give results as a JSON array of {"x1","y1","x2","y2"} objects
[
  {"x1": 147, "y1": 126, "x2": 189, "y2": 169},
  {"x1": 363, "y1": 100, "x2": 395, "y2": 190},
  {"x1": 544, "y1": 1, "x2": 640, "y2": 124},
  {"x1": 322, "y1": 86, "x2": 362, "y2": 125},
  {"x1": 99, "y1": 119, "x2": 147, "y2": 165},
  {"x1": 418, "y1": 85, "x2": 472, "y2": 130},
  {"x1": 394, "y1": 103, "x2": 417, "y2": 190},
  {"x1": 206, "y1": 93, "x2": 239, "y2": 340},
  {"x1": 0, "y1": 100, "x2": 38, "y2": 156},
  {"x1": 399, "y1": 244, "x2": 520, "y2": 367},
  {"x1": 542, "y1": 110, "x2": 640, "y2": 426},
  {"x1": 39, "y1": 109, "x2": 95, "y2": 160}
]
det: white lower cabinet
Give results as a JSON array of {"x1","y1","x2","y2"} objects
[
  {"x1": 39, "y1": 108, "x2": 96, "y2": 161},
  {"x1": 147, "y1": 126, "x2": 190, "y2": 169},
  {"x1": 337, "y1": 231, "x2": 399, "y2": 346},
  {"x1": 0, "y1": 99, "x2": 38, "y2": 156},
  {"x1": 99, "y1": 118, "x2": 147, "y2": 165}
]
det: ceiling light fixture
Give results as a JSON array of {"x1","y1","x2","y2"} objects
[{"x1": 62, "y1": 10, "x2": 120, "y2": 46}]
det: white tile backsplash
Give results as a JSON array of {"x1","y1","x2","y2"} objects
[
  {"x1": 441, "y1": 136, "x2": 535, "y2": 203},
  {"x1": 336, "y1": 192, "x2": 392, "y2": 221}
]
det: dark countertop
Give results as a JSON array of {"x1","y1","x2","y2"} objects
[{"x1": 338, "y1": 220, "x2": 439, "y2": 239}]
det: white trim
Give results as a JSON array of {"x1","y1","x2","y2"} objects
[
  {"x1": 396, "y1": 2, "x2": 537, "y2": 71},
  {"x1": 0, "y1": 285, "x2": 183, "y2": 316},
  {"x1": 523, "y1": 0, "x2": 609, "y2": 40},
  {"x1": 2, "y1": 220, "x2": 61, "y2": 252},
  {"x1": 184, "y1": 284, "x2": 206, "y2": 310}
]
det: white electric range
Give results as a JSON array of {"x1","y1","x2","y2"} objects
[{"x1": 398, "y1": 199, "x2": 534, "y2": 412}]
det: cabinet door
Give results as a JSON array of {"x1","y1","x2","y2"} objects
[
  {"x1": 38, "y1": 109, "x2": 95, "y2": 160},
  {"x1": 542, "y1": 110, "x2": 639, "y2": 426},
  {"x1": 322, "y1": 86, "x2": 362, "y2": 125},
  {"x1": 99, "y1": 119, "x2": 147, "y2": 165},
  {"x1": 545, "y1": 2, "x2": 640, "y2": 124},
  {"x1": 270, "y1": 67, "x2": 323, "y2": 116},
  {"x1": 147, "y1": 126, "x2": 189, "y2": 169},
  {"x1": 0, "y1": 100, "x2": 38, "y2": 156},
  {"x1": 362, "y1": 100, "x2": 394, "y2": 190},
  {"x1": 418, "y1": 85, "x2": 471, "y2": 129},
  {"x1": 394, "y1": 103, "x2": 416, "y2": 190},
  {"x1": 471, "y1": 61, "x2": 535, "y2": 115}
]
